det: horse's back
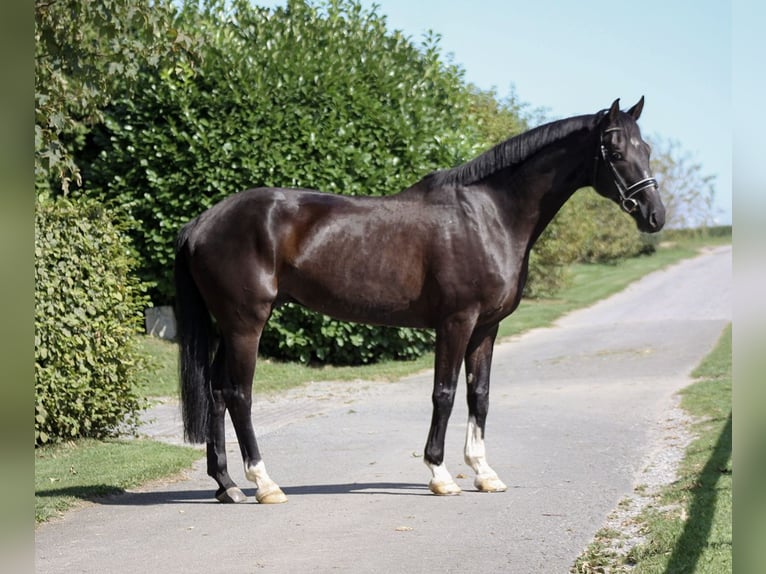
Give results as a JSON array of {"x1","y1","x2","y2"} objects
[{"x1": 181, "y1": 187, "x2": 440, "y2": 326}]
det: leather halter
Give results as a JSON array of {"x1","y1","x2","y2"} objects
[{"x1": 595, "y1": 127, "x2": 658, "y2": 214}]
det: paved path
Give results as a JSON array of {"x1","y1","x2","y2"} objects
[{"x1": 35, "y1": 246, "x2": 731, "y2": 573}]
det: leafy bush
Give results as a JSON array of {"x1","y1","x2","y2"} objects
[
  {"x1": 79, "y1": 0, "x2": 478, "y2": 302},
  {"x1": 260, "y1": 304, "x2": 434, "y2": 365},
  {"x1": 76, "y1": 0, "x2": 487, "y2": 363},
  {"x1": 35, "y1": 198, "x2": 149, "y2": 445},
  {"x1": 35, "y1": 0, "x2": 196, "y2": 194},
  {"x1": 567, "y1": 189, "x2": 653, "y2": 263}
]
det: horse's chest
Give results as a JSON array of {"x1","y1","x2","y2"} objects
[{"x1": 473, "y1": 251, "x2": 528, "y2": 322}]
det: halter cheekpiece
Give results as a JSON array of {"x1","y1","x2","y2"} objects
[{"x1": 596, "y1": 127, "x2": 658, "y2": 214}]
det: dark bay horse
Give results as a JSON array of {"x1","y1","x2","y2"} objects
[{"x1": 174, "y1": 98, "x2": 665, "y2": 503}]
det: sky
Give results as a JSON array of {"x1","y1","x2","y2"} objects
[{"x1": 258, "y1": 0, "x2": 733, "y2": 224}]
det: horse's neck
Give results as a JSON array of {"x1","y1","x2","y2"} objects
[{"x1": 508, "y1": 136, "x2": 594, "y2": 248}]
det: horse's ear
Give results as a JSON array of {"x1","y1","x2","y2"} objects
[
  {"x1": 607, "y1": 98, "x2": 620, "y2": 123},
  {"x1": 627, "y1": 96, "x2": 645, "y2": 120}
]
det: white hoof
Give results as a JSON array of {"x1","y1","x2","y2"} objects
[
  {"x1": 474, "y1": 474, "x2": 507, "y2": 493},
  {"x1": 256, "y1": 486, "x2": 288, "y2": 504},
  {"x1": 246, "y1": 461, "x2": 287, "y2": 504},
  {"x1": 429, "y1": 479, "x2": 462, "y2": 496}
]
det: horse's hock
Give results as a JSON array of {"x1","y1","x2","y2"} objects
[{"x1": 145, "y1": 306, "x2": 177, "y2": 340}]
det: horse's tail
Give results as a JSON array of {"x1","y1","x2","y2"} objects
[{"x1": 174, "y1": 222, "x2": 212, "y2": 444}]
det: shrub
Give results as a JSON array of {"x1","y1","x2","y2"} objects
[
  {"x1": 35, "y1": 198, "x2": 149, "y2": 445},
  {"x1": 567, "y1": 189, "x2": 653, "y2": 263},
  {"x1": 260, "y1": 304, "x2": 434, "y2": 365},
  {"x1": 79, "y1": 0, "x2": 478, "y2": 302},
  {"x1": 75, "y1": 0, "x2": 484, "y2": 364}
]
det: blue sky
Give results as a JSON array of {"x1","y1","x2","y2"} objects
[{"x1": 259, "y1": 0, "x2": 733, "y2": 224}]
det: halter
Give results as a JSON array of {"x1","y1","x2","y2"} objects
[{"x1": 595, "y1": 127, "x2": 658, "y2": 214}]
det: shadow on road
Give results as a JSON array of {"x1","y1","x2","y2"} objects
[
  {"x1": 38, "y1": 481, "x2": 431, "y2": 508},
  {"x1": 281, "y1": 482, "x2": 430, "y2": 496}
]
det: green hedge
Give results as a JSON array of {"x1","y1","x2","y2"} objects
[
  {"x1": 260, "y1": 304, "x2": 434, "y2": 365},
  {"x1": 35, "y1": 198, "x2": 149, "y2": 445},
  {"x1": 76, "y1": 0, "x2": 486, "y2": 364},
  {"x1": 80, "y1": 0, "x2": 478, "y2": 302}
]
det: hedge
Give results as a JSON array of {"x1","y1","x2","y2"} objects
[{"x1": 35, "y1": 198, "x2": 148, "y2": 445}]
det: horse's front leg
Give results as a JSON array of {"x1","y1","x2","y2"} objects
[
  {"x1": 464, "y1": 324, "x2": 507, "y2": 493},
  {"x1": 424, "y1": 313, "x2": 477, "y2": 495}
]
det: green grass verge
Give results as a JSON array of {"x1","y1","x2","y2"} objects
[
  {"x1": 573, "y1": 324, "x2": 732, "y2": 573},
  {"x1": 35, "y1": 439, "x2": 201, "y2": 524},
  {"x1": 629, "y1": 324, "x2": 732, "y2": 573}
]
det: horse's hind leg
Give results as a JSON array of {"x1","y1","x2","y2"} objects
[
  {"x1": 207, "y1": 342, "x2": 247, "y2": 503},
  {"x1": 464, "y1": 324, "x2": 507, "y2": 493},
  {"x1": 223, "y1": 327, "x2": 287, "y2": 504}
]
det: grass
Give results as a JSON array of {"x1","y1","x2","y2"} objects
[
  {"x1": 136, "y1": 334, "x2": 435, "y2": 398},
  {"x1": 35, "y1": 439, "x2": 201, "y2": 524},
  {"x1": 573, "y1": 324, "x2": 732, "y2": 573},
  {"x1": 37, "y1": 231, "x2": 730, "y2": 526}
]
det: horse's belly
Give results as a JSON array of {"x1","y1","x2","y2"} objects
[{"x1": 279, "y1": 262, "x2": 431, "y2": 328}]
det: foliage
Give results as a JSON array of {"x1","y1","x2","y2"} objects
[
  {"x1": 35, "y1": 0, "x2": 199, "y2": 193},
  {"x1": 260, "y1": 303, "x2": 435, "y2": 364},
  {"x1": 35, "y1": 198, "x2": 149, "y2": 445},
  {"x1": 569, "y1": 189, "x2": 654, "y2": 263},
  {"x1": 465, "y1": 84, "x2": 540, "y2": 146},
  {"x1": 78, "y1": 0, "x2": 477, "y2": 301},
  {"x1": 74, "y1": 0, "x2": 491, "y2": 363},
  {"x1": 663, "y1": 225, "x2": 732, "y2": 242}
]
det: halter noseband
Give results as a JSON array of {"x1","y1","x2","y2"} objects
[{"x1": 595, "y1": 127, "x2": 658, "y2": 214}]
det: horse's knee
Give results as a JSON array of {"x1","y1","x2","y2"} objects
[{"x1": 432, "y1": 386, "x2": 456, "y2": 410}]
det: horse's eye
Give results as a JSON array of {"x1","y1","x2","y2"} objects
[{"x1": 610, "y1": 151, "x2": 623, "y2": 161}]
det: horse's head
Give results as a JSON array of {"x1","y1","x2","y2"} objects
[{"x1": 593, "y1": 97, "x2": 665, "y2": 232}]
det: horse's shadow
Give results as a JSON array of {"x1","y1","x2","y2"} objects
[
  {"x1": 282, "y1": 482, "x2": 430, "y2": 497},
  {"x1": 40, "y1": 482, "x2": 431, "y2": 507}
]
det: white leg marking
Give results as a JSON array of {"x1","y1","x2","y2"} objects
[
  {"x1": 425, "y1": 461, "x2": 462, "y2": 495},
  {"x1": 245, "y1": 461, "x2": 288, "y2": 504},
  {"x1": 464, "y1": 416, "x2": 507, "y2": 493}
]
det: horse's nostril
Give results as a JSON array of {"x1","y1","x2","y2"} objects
[{"x1": 649, "y1": 212, "x2": 658, "y2": 229}]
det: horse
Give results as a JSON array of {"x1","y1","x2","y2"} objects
[{"x1": 174, "y1": 97, "x2": 665, "y2": 504}]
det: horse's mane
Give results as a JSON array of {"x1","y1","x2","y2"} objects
[{"x1": 424, "y1": 113, "x2": 601, "y2": 188}]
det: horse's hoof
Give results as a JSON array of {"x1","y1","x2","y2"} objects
[
  {"x1": 429, "y1": 479, "x2": 462, "y2": 496},
  {"x1": 256, "y1": 487, "x2": 288, "y2": 504},
  {"x1": 474, "y1": 475, "x2": 508, "y2": 493},
  {"x1": 216, "y1": 486, "x2": 248, "y2": 503}
]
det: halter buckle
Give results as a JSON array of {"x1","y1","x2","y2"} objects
[{"x1": 621, "y1": 197, "x2": 639, "y2": 214}]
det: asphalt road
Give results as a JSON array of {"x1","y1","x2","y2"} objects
[{"x1": 35, "y1": 245, "x2": 731, "y2": 574}]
